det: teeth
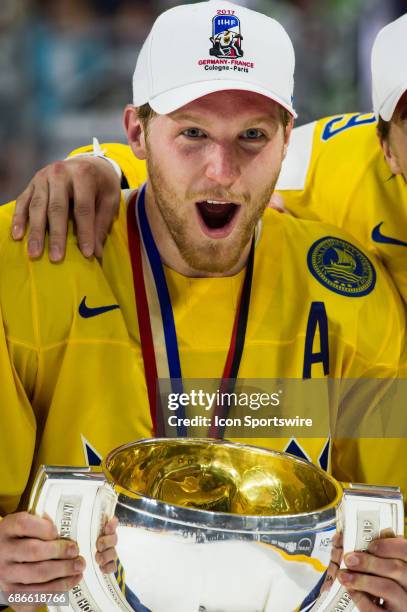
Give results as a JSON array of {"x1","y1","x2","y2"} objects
[{"x1": 206, "y1": 200, "x2": 230, "y2": 205}]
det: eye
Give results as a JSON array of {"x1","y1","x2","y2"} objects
[
  {"x1": 240, "y1": 128, "x2": 265, "y2": 140},
  {"x1": 182, "y1": 128, "x2": 206, "y2": 138}
]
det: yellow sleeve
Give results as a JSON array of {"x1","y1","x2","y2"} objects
[
  {"x1": 0, "y1": 305, "x2": 37, "y2": 515},
  {"x1": 68, "y1": 143, "x2": 147, "y2": 189},
  {"x1": 0, "y1": 204, "x2": 37, "y2": 516}
]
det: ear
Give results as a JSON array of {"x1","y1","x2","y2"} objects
[
  {"x1": 123, "y1": 105, "x2": 147, "y2": 160},
  {"x1": 379, "y1": 130, "x2": 402, "y2": 175},
  {"x1": 282, "y1": 116, "x2": 294, "y2": 159}
]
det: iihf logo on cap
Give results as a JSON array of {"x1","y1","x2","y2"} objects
[{"x1": 210, "y1": 11, "x2": 243, "y2": 58}]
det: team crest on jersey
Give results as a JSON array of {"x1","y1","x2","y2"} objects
[
  {"x1": 210, "y1": 13, "x2": 243, "y2": 58},
  {"x1": 307, "y1": 237, "x2": 376, "y2": 297}
]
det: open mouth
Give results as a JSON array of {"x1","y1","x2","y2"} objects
[{"x1": 196, "y1": 200, "x2": 240, "y2": 237}]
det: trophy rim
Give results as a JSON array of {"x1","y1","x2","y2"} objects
[{"x1": 103, "y1": 438, "x2": 343, "y2": 532}]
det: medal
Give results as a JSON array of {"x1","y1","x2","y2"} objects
[{"x1": 127, "y1": 185, "x2": 254, "y2": 437}]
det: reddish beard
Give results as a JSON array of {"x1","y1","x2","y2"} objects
[{"x1": 145, "y1": 153, "x2": 280, "y2": 274}]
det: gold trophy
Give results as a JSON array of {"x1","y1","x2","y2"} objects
[{"x1": 29, "y1": 439, "x2": 404, "y2": 612}]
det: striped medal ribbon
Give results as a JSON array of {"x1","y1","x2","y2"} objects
[{"x1": 127, "y1": 184, "x2": 254, "y2": 438}]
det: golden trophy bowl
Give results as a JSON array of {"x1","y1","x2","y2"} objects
[{"x1": 106, "y1": 438, "x2": 342, "y2": 516}]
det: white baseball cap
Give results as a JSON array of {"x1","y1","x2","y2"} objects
[
  {"x1": 371, "y1": 13, "x2": 407, "y2": 121},
  {"x1": 132, "y1": 0, "x2": 297, "y2": 117}
]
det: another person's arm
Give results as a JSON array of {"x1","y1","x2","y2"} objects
[{"x1": 12, "y1": 155, "x2": 121, "y2": 261}]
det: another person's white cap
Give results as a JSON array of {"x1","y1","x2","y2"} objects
[
  {"x1": 371, "y1": 13, "x2": 407, "y2": 121},
  {"x1": 133, "y1": 0, "x2": 296, "y2": 117}
]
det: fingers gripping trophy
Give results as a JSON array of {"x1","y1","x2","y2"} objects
[{"x1": 24, "y1": 1, "x2": 404, "y2": 611}]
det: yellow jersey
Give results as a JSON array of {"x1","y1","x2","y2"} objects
[
  {"x1": 275, "y1": 113, "x2": 407, "y2": 306},
  {"x1": 0, "y1": 186, "x2": 405, "y2": 523}
]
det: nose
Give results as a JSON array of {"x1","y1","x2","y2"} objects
[{"x1": 204, "y1": 142, "x2": 240, "y2": 187}]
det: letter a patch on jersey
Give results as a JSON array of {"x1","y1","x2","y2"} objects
[{"x1": 303, "y1": 301, "x2": 329, "y2": 379}]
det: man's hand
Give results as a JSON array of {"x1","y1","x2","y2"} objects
[
  {"x1": 0, "y1": 512, "x2": 85, "y2": 595},
  {"x1": 337, "y1": 535, "x2": 407, "y2": 611},
  {"x1": 12, "y1": 156, "x2": 121, "y2": 261},
  {"x1": 95, "y1": 516, "x2": 118, "y2": 574}
]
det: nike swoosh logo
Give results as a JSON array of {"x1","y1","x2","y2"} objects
[
  {"x1": 79, "y1": 296, "x2": 120, "y2": 318},
  {"x1": 371, "y1": 222, "x2": 407, "y2": 248}
]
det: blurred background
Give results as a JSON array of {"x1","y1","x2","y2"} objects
[{"x1": 1, "y1": 0, "x2": 406, "y2": 202}]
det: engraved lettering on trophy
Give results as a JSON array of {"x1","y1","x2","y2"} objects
[
  {"x1": 102, "y1": 579, "x2": 120, "y2": 604},
  {"x1": 101, "y1": 572, "x2": 130, "y2": 609},
  {"x1": 60, "y1": 503, "x2": 75, "y2": 538},
  {"x1": 356, "y1": 511, "x2": 380, "y2": 551},
  {"x1": 332, "y1": 590, "x2": 352, "y2": 611},
  {"x1": 56, "y1": 495, "x2": 81, "y2": 541},
  {"x1": 72, "y1": 584, "x2": 97, "y2": 612},
  {"x1": 311, "y1": 584, "x2": 354, "y2": 611},
  {"x1": 361, "y1": 520, "x2": 374, "y2": 543}
]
